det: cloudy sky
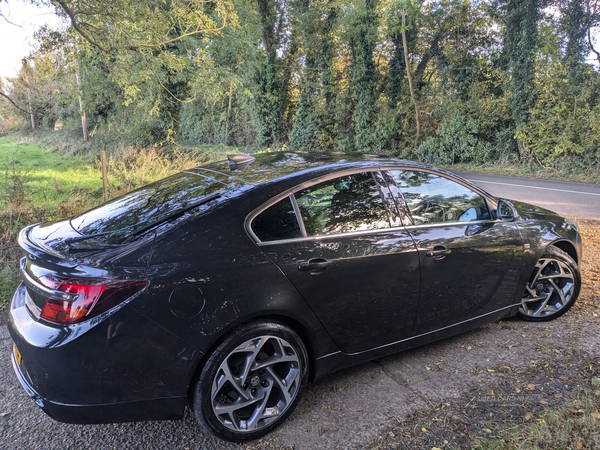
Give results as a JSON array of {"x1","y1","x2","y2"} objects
[{"x1": 0, "y1": 1, "x2": 64, "y2": 80}]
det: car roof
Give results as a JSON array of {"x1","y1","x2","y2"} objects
[{"x1": 195, "y1": 151, "x2": 434, "y2": 185}]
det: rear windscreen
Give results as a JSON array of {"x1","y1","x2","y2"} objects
[{"x1": 71, "y1": 172, "x2": 227, "y2": 236}]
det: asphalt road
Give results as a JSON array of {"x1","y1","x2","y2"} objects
[{"x1": 455, "y1": 172, "x2": 600, "y2": 220}]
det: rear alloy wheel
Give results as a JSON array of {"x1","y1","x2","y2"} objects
[
  {"x1": 193, "y1": 321, "x2": 308, "y2": 442},
  {"x1": 519, "y1": 247, "x2": 580, "y2": 321}
]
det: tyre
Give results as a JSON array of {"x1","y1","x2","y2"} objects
[
  {"x1": 192, "y1": 320, "x2": 308, "y2": 442},
  {"x1": 518, "y1": 246, "x2": 581, "y2": 322}
]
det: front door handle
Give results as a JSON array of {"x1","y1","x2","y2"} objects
[
  {"x1": 298, "y1": 258, "x2": 331, "y2": 274},
  {"x1": 426, "y1": 247, "x2": 452, "y2": 259}
]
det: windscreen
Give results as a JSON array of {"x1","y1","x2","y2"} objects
[{"x1": 71, "y1": 173, "x2": 227, "y2": 236}]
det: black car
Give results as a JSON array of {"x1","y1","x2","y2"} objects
[{"x1": 8, "y1": 152, "x2": 582, "y2": 442}]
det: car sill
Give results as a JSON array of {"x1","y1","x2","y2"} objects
[{"x1": 317, "y1": 304, "x2": 520, "y2": 360}]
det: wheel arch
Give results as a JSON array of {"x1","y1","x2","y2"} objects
[
  {"x1": 550, "y1": 240, "x2": 579, "y2": 264},
  {"x1": 185, "y1": 313, "x2": 318, "y2": 404}
]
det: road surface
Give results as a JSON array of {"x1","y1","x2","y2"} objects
[{"x1": 455, "y1": 171, "x2": 600, "y2": 220}]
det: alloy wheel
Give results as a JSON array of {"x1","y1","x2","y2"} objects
[
  {"x1": 520, "y1": 257, "x2": 575, "y2": 318},
  {"x1": 210, "y1": 335, "x2": 301, "y2": 433}
]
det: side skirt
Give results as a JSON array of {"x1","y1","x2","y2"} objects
[{"x1": 313, "y1": 304, "x2": 520, "y2": 382}]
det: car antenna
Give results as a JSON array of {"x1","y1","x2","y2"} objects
[{"x1": 227, "y1": 154, "x2": 256, "y2": 170}]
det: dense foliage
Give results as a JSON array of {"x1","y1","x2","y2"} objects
[{"x1": 2, "y1": 0, "x2": 600, "y2": 168}]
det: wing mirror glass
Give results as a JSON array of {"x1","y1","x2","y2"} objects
[{"x1": 497, "y1": 200, "x2": 516, "y2": 221}]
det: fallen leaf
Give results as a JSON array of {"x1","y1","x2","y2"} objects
[
  {"x1": 338, "y1": 386, "x2": 347, "y2": 392},
  {"x1": 422, "y1": 427, "x2": 427, "y2": 432},
  {"x1": 482, "y1": 428, "x2": 492, "y2": 433},
  {"x1": 432, "y1": 448, "x2": 442, "y2": 450},
  {"x1": 559, "y1": 376, "x2": 569, "y2": 381},
  {"x1": 515, "y1": 388, "x2": 521, "y2": 393},
  {"x1": 527, "y1": 384, "x2": 535, "y2": 390},
  {"x1": 389, "y1": 431, "x2": 395, "y2": 438},
  {"x1": 467, "y1": 346, "x2": 472, "y2": 350},
  {"x1": 489, "y1": 389, "x2": 494, "y2": 395},
  {"x1": 525, "y1": 412, "x2": 534, "y2": 421},
  {"x1": 488, "y1": 369, "x2": 495, "y2": 372},
  {"x1": 554, "y1": 393, "x2": 563, "y2": 398},
  {"x1": 576, "y1": 442, "x2": 583, "y2": 450},
  {"x1": 591, "y1": 412, "x2": 600, "y2": 419},
  {"x1": 426, "y1": 366, "x2": 431, "y2": 371}
]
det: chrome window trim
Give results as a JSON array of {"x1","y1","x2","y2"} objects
[
  {"x1": 245, "y1": 164, "x2": 500, "y2": 244},
  {"x1": 256, "y1": 219, "x2": 501, "y2": 247}
]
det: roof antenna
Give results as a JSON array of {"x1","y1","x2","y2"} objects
[{"x1": 227, "y1": 154, "x2": 256, "y2": 170}]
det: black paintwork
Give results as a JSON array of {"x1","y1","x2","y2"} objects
[{"x1": 8, "y1": 152, "x2": 582, "y2": 425}]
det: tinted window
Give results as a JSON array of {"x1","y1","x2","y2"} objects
[
  {"x1": 71, "y1": 173, "x2": 226, "y2": 235},
  {"x1": 390, "y1": 170, "x2": 490, "y2": 225},
  {"x1": 252, "y1": 197, "x2": 302, "y2": 241},
  {"x1": 294, "y1": 172, "x2": 390, "y2": 236}
]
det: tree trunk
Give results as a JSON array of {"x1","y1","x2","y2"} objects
[
  {"x1": 402, "y1": 11, "x2": 420, "y2": 148},
  {"x1": 76, "y1": 71, "x2": 88, "y2": 141},
  {"x1": 225, "y1": 77, "x2": 233, "y2": 144}
]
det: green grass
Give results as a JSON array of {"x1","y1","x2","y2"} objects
[{"x1": 0, "y1": 137, "x2": 102, "y2": 211}]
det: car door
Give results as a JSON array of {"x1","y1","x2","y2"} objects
[
  {"x1": 249, "y1": 170, "x2": 420, "y2": 354},
  {"x1": 386, "y1": 169, "x2": 524, "y2": 336}
]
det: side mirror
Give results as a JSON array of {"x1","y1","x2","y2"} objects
[{"x1": 497, "y1": 199, "x2": 516, "y2": 221}]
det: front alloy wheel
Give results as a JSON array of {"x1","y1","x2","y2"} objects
[
  {"x1": 519, "y1": 247, "x2": 580, "y2": 321},
  {"x1": 193, "y1": 321, "x2": 308, "y2": 442}
]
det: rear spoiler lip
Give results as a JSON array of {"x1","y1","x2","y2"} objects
[{"x1": 18, "y1": 224, "x2": 67, "y2": 260}]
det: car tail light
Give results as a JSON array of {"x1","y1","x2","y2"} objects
[{"x1": 37, "y1": 276, "x2": 149, "y2": 324}]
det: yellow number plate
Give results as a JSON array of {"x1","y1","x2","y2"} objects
[{"x1": 13, "y1": 343, "x2": 22, "y2": 365}]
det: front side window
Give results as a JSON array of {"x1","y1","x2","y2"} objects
[
  {"x1": 390, "y1": 170, "x2": 490, "y2": 225},
  {"x1": 294, "y1": 172, "x2": 390, "y2": 236}
]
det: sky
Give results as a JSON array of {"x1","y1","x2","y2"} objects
[{"x1": 0, "y1": 1, "x2": 64, "y2": 80}]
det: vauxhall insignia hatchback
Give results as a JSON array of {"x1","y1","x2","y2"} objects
[{"x1": 9, "y1": 151, "x2": 581, "y2": 441}]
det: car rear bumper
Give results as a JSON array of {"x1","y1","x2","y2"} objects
[
  {"x1": 10, "y1": 347, "x2": 184, "y2": 423},
  {"x1": 8, "y1": 282, "x2": 200, "y2": 424}
]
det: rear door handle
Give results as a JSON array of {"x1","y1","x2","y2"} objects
[
  {"x1": 298, "y1": 258, "x2": 331, "y2": 273},
  {"x1": 426, "y1": 248, "x2": 452, "y2": 258}
]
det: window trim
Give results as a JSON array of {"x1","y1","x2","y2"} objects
[
  {"x1": 256, "y1": 218, "x2": 500, "y2": 247},
  {"x1": 245, "y1": 167, "x2": 395, "y2": 243}
]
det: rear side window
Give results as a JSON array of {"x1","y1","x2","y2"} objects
[
  {"x1": 252, "y1": 197, "x2": 302, "y2": 242},
  {"x1": 71, "y1": 173, "x2": 226, "y2": 236},
  {"x1": 390, "y1": 170, "x2": 490, "y2": 225},
  {"x1": 294, "y1": 172, "x2": 390, "y2": 236}
]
